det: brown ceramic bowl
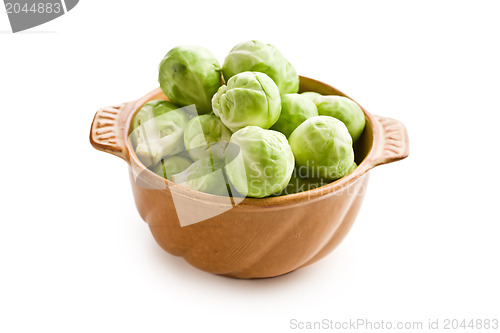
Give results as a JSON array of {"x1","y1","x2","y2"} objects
[{"x1": 90, "y1": 76, "x2": 409, "y2": 279}]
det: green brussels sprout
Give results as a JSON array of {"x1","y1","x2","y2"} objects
[
  {"x1": 158, "y1": 45, "x2": 222, "y2": 114},
  {"x1": 315, "y1": 96, "x2": 366, "y2": 142},
  {"x1": 132, "y1": 100, "x2": 180, "y2": 130},
  {"x1": 289, "y1": 116, "x2": 354, "y2": 181},
  {"x1": 171, "y1": 156, "x2": 228, "y2": 196},
  {"x1": 225, "y1": 126, "x2": 294, "y2": 198},
  {"x1": 132, "y1": 108, "x2": 190, "y2": 167},
  {"x1": 151, "y1": 155, "x2": 193, "y2": 180},
  {"x1": 222, "y1": 40, "x2": 299, "y2": 94},
  {"x1": 212, "y1": 71, "x2": 281, "y2": 132},
  {"x1": 183, "y1": 114, "x2": 232, "y2": 161},
  {"x1": 301, "y1": 91, "x2": 322, "y2": 103},
  {"x1": 270, "y1": 93, "x2": 318, "y2": 137}
]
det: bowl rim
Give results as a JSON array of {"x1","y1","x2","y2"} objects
[{"x1": 122, "y1": 76, "x2": 384, "y2": 210}]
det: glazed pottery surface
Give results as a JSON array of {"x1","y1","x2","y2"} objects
[{"x1": 90, "y1": 76, "x2": 409, "y2": 279}]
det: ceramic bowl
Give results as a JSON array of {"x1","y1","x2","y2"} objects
[{"x1": 90, "y1": 76, "x2": 409, "y2": 279}]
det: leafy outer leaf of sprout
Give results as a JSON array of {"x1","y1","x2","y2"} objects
[
  {"x1": 224, "y1": 126, "x2": 294, "y2": 198},
  {"x1": 222, "y1": 40, "x2": 299, "y2": 94},
  {"x1": 315, "y1": 95, "x2": 366, "y2": 143},
  {"x1": 212, "y1": 71, "x2": 281, "y2": 132},
  {"x1": 289, "y1": 116, "x2": 355, "y2": 181},
  {"x1": 159, "y1": 45, "x2": 222, "y2": 114}
]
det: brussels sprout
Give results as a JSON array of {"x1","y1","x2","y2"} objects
[
  {"x1": 222, "y1": 40, "x2": 299, "y2": 94},
  {"x1": 158, "y1": 45, "x2": 222, "y2": 114},
  {"x1": 212, "y1": 71, "x2": 281, "y2": 132},
  {"x1": 225, "y1": 126, "x2": 294, "y2": 198},
  {"x1": 289, "y1": 116, "x2": 354, "y2": 181},
  {"x1": 171, "y1": 156, "x2": 228, "y2": 196},
  {"x1": 315, "y1": 96, "x2": 366, "y2": 142},
  {"x1": 132, "y1": 108, "x2": 190, "y2": 167},
  {"x1": 270, "y1": 94, "x2": 318, "y2": 137},
  {"x1": 132, "y1": 100, "x2": 180, "y2": 130},
  {"x1": 301, "y1": 91, "x2": 322, "y2": 103},
  {"x1": 183, "y1": 114, "x2": 232, "y2": 161},
  {"x1": 151, "y1": 155, "x2": 193, "y2": 180}
]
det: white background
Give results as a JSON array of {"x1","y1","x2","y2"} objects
[{"x1": 1, "y1": 1, "x2": 499, "y2": 332}]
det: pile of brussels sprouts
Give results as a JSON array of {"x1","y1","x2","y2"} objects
[{"x1": 130, "y1": 40, "x2": 366, "y2": 198}]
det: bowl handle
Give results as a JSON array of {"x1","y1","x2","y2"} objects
[
  {"x1": 89, "y1": 102, "x2": 134, "y2": 162},
  {"x1": 368, "y1": 115, "x2": 409, "y2": 168}
]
